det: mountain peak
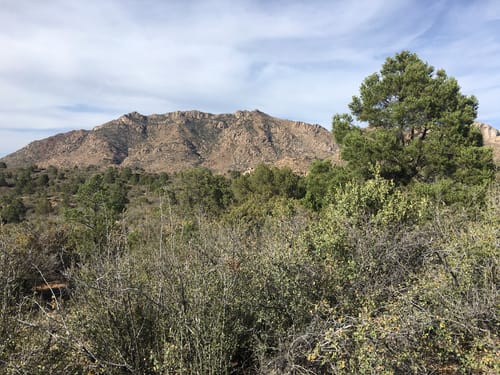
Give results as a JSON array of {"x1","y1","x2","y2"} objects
[{"x1": 1, "y1": 110, "x2": 338, "y2": 174}]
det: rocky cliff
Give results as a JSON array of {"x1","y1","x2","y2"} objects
[{"x1": 475, "y1": 122, "x2": 500, "y2": 162}]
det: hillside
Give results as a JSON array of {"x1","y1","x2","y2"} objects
[{"x1": 0, "y1": 110, "x2": 338, "y2": 174}]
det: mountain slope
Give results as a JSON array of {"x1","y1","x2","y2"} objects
[
  {"x1": 1, "y1": 110, "x2": 338, "y2": 174},
  {"x1": 3, "y1": 111, "x2": 498, "y2": 173}
]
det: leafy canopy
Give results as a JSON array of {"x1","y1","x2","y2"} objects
[{"x1": 333, "y1": 51, "x2": 493, "y2": 184}]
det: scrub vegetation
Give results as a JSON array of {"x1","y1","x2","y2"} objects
[{"x1": 0, "y1": 52, "x2": 498, "y2": 374}]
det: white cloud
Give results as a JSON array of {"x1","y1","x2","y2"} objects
[{"x1": 0, "y1": 0, "x2": 499, "y2": 157}]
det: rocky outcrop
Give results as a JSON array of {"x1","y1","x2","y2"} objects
[
  {"x1": 475, "y1": 122, "x2": 500, "y2": 162},
  {"x1": 1, "y1": 110, "x2": 338, "y2": 174}
]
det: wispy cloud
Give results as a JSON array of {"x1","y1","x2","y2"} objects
[{"x1": 1, "y1": 0, "x2": 499, "y2": 156}]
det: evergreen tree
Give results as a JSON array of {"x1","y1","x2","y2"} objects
[
  {"x1": 0, "y1": 196, "x2": 26, "y2": 223},
  {"x1": 333, "y1": 51, "x2": 494, "y2": 184},
  {"x1": 170, "y1": 168, "x2": 232, "y2": 216},
  {"x1": 0, "y1": 172, "x2": 7, "y2": 187},
  {"x1": 64, "y1": 174, "x2": 128, "y2": 250},
  {"x1": 303, "y1": 160, "x2": 350, "y2": 211}
]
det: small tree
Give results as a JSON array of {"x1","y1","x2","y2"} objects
[
  {"x1": 232, "y1": 164, "x2": 305, "y2": 202},
  {"x1": 169, "y1": 168, "x2": 232, "y2": 217},
  {"x1": 0, "y1": 172, "x2": 8, "y2": 187},
  {"x1": 36, "y1": 173, "x2": 49, "y2": 187},
  {"x1": 0, "y1": 197, "x2": 26, "y2": 223},
  {"x1": 34, "y1": 193, "x2": 52, "y2": 215},
  {"x1": 333, "y1": 51, "x2": 494, "y2": 184},
  {"x1": 65, "y1": 174, "x2": 128, "y2": 251},
  {"x1": 303, "y1": 160, "x2": 350, "y2": 211}
]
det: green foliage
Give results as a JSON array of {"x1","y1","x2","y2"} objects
[
  {"x1": 14, "y1": 168, "x2": 35, "y2": 194},
  {"x1": 35, "y1": 173, "x2": 49, "y2": 187},
  {"x1": 304, "y1": 170, "x2": 430, "y2": 313},
  {"x1": 38, "y1": 211, "x2": 322, "y2": 374},
  {"x1": 46, "y1": 165, "x2": 58, "y2": 178},
  {"x1": 61, "y1": 173, "x2": 85, "y2": 196},
  {"x1": 315, "y1": 168, "x2": 427, "y2": 232},
  {"x1": 0, "y1": 139, "x2": 496, "y2": 373},
  {"x1": 103, "y1": 166, "x2": 118, "y2": 184},
  {"x1": 34, "y1": 193, "x2": 52, "y2": 215},
  {"x1": 168, "y1": 167, "x2": 232, "y2": 217},
  {"x1": 0, "y1": 222, "x2": 83, "y2": 374},
  {"x1": 232, "y1": 164, "x2": 305, "y2": 202},
  {"x1": 408, "y1": 178, "x2": 492, "y2": 211},
  {"x1": 0, "y1": 140, "x2": 498, "y2": 373},
  {"x1": 0, "y1": 196, "x2": 27, "y2": 223},
  {"x1": 64, "y1": 174, "x2": 128, "y2": 251},
  {"x1": 224, "y1": 195, "x2": 301, "y2": 230},
  {"x1": 119, "y1": 166, "x2": 135, "y2": 183},
  {"x1": 225, "y1": 165, "x2": 306, "y2": 229},
  {"x1": 274, "y1": 179, "x2": 499, "y2": 374},
  {"x1": 0, "y1": 172, "x2": 8, "y2": 187},
  {"x1": 331, "y1": 113, "x2": 358, "y2": 145},
  {"x1": 333, "y1": 50, "x2": 494, "y2": 186},
  {"x1": 303, "y1": 160, "x2": 351, "y2": 210}
]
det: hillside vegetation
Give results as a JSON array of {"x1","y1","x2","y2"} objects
[{"x1": 0, "y1": 51, "x2": 498, "y2": 374}]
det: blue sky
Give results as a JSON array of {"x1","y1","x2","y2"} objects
[{"x1": 1, "y1": 0, "x2": 499, "y2": 156}]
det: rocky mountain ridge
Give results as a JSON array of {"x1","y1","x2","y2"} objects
[
  {"x1": 2, "y1": 111, "x2": 498, "y2": 173},
  {"x1": 1, "y1": 110, "x2": 339, "y2": 174}
]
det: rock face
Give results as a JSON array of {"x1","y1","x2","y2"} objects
[
  {"x1": 1, "y1": 110, "x2": 338, "y2": 174},
  {"x1": 475, "y1": 122, "x2": 500, "y2": 162}
]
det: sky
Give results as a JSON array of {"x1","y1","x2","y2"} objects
[{"x1": 1, "y1": 0, "x2": 500, "y2": 157}]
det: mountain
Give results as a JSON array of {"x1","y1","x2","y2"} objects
[
  {"x1": 0, "y1": 110, "x2": 338, "y2": 174},
  {"x1": 2, "y1": 111, "x2": 498, "y2": 173}
]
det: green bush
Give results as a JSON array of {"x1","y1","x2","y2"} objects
[{"x1": 1, "y1": 196, "x2": 27, "y2": 223}]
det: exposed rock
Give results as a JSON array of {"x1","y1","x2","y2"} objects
[
  {"x1": 474, "y1": 122, "x2": 500, "y2": 162},
  {"x1": 1, "y1": 110, "x2": 338, "y2": 174},
  {"x1": 476, "y1": 122, "x2": 500, "y2": 143},
  {"x1": 3, "y1": 113, "x2": 496, "y2": 173}
]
